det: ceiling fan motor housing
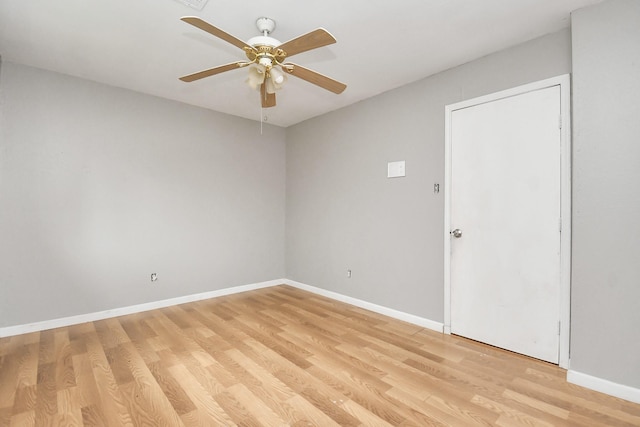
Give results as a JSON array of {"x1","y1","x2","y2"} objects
[{"x1": 247, "y1": 35, "x2": 282, "y2": 49}]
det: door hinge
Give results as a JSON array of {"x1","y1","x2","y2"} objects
[
  {"x1": 558, "y1": 321, "x2": 561, "y2": 336},
  {"x1": 559, "y1": 115, "x2": 562, "y2": 129},
  {"x1": 559, "y1": 218, "x2": 562, "y2": 232}
]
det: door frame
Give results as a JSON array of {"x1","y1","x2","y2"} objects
[{"x1": 443, "y1": 75, "x2": 572, "y2": 368}]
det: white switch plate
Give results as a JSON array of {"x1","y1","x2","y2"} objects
[{"x1": 387, "y1": 161, "x2": 406, "y2": 178}]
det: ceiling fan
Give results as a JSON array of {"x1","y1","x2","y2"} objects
[{"x1": 179, "y1": 16, "x2": 347, "y2": 108}]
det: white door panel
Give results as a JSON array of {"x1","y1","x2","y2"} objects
[{"x1": 450, "y1": 86, "x2": 561, "y2": 363}]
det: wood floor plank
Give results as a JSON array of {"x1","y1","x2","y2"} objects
[
  {"x1": 118, "y1": 380, "x2": 185, "y2": 427},
  {"x1": 0, "y1": 408, "x2": 9, "y2": 426},
  {"x1": 297, "y1": 386, "x2": 360, "y2": 426},
  {"x1": 72, "y1": 352, "x2": 100, "y2": 410},
  {"x1": 146, "y1": 361, "x2": 196, "y2": 416},
  {"x1": 501, "y1": 389, "x2": 573, "y2": 423},
  {"x1": 54, "y1": 410, "x2": 84, "y2": 427},
  {"x1": 33, "y1": 363, "x2": 57, "y2": 426},
  {"x1": 473, "y1": 393, "x2": 555, "y2": 427},
  {"x1": 14, "y1": 343, "x2": 39, "y2": 391},
  {"x1": 225, "y1": 347, "x2": 297, "y2": 403},
  {"x1": 226, "y1": 382, "x2": 286, "y2": 426},
  {"x1": 305, "y1": 363, "x2": 408, "y2": 425},
  {"x1": 84, "y1": 332, "x2": 133, "y2": 426},
  {"x1": 339, "y1": 398, "x2": 397, "y2": 427},
  {"x1": 213, "y1": 388, "x2": 263, "y2": 426},
  {"x1": 37, "y1": 330, "x2": 56, "y2": 365},
  {"x1": 384, "y1": 385, "x2": 458, "y2": 426},
  {"x1": 94, "y1": 318, "x2": 130, "y2": 350},
  {"x1": 104, "y1": 346, "x2": 134, "y2": 386},
  {"x1": 168, "y1": 363, "x2": 235, "y2": 426},
  {"x1": 9, "y1": 409, "x2": 34, "y2": 427},
  {"x1": 57, "y1": 386, "x2": 81, "y2": 415},
  {"x1": 0, "y1": 351, "x2": 20, "y2": 409},
  {"x1": 226, "y1": 315, "x2": 312, "y2": 370},
  {"x1": 11, "y1": 384, "x2": 37, "y2": 416},
  {"x1": 511, "y1": 377, "x2": 640, "y2": 426},
  {"x1": 118, "y1": 341, "x2": 186, "y2": 426},
  {"x1": 1, "y1": 285, "x2": 639, "y2": 426},
  {"x1": 54, "y1": 329, "x2": 77, "y2": 390},
  {"x1": 80, "y1": 404, "x2": 108, "y2": 427}
]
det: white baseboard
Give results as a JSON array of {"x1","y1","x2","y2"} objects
[
  {"x1": 0, "y1": 278, "x2": 443, "y2": 338},
  {"x1": 0, "y1": 279, "x2": 282, "y2": 338},
  {"x1": 567, "y1": 370, "x2": 640, "y2": 404},
  {"x1": 283, "y1": 279, "x2": 444, "y2": 333}
]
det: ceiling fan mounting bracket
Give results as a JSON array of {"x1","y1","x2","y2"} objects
[{"x1": 255, "y1": 17, "x2": 276, "y2": 35}]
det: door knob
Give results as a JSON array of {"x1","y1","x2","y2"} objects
[{"x1": 451, "y1": 228, "x2": 462, "y2": 238}]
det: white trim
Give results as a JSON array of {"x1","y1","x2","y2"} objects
[
  {"x1": 0, "y1": 279, "x2": 282, "y2": 338},
  {"x1": 558, "y1": 74, "x2": 572, "y2": 369},
  {"x1": 443, "y1": 75, "x2": 572, "y2": 369},
  {"x1": 283, "y1": 279, "x2": 444, "y2": 333},
  {"x1": 567, "y1": 370, "x2": 640, "y2": 404},
  {"x1": 0, "y1": 278, "x2": 444, "y2": 338},
  {"x1": 444, "y1": 92, "x2": 453, "y2": 335}
]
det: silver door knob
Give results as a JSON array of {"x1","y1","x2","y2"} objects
[{"x1": 451, "y1": 229, "x2": 462, "y2": 238}]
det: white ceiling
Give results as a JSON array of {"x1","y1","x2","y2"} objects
[{"x1": 0, "y1": 0, "x2": 601, "y2": 127}]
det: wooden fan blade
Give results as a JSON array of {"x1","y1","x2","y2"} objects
[
  {"x1": 282, "y1": 63, "x2": 346, "y2": 94},
  {"x1": 277, "y1": 28, "x2": 336, "y2": 58},
  {"x1": 260, "y1": 83, "x2": 276, "y2": 108},
  {"x1": 179, "y1": 62, "x2": 248, "y2": 82},
  {"x1": 181, "y1": 16, "x2": 256, "y2": 53}
]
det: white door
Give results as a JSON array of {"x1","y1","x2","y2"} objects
[{"x1": 449, "y1": 85, "x2": 562, "y2": 364}]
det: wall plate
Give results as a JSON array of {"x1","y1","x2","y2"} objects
[{"x1": 387, "y1": 161, "x2": 406, "y2": 178}]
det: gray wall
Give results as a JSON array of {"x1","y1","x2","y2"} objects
[
  {"x1": 571, "y1": 0, "x2": 640, "y2": 388},
  {"x1": 285, "y1": 29, "x2": 572, "y2": 321},
  {"x1": 0, "y1": 62, "x2": 286, "y2": 327}
]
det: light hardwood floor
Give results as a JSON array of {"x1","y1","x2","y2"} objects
[{"x1": 1, "y1": 285, "x2": 639, "y2": 426}]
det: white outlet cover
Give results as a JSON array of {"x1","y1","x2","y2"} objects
[{"x1": 387, "y1": 161, "x2": 406, "y2": 178}]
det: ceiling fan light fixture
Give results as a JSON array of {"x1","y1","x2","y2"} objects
[
  {"x1": 264, "y1": 71, "x2": 286, "y2": 94},
  {"x1": 269, "y1": 67, "x2": 285, "y2": 85},
  {"x1": 246, "y1": 65, "x2": 266, "y2": 90}
]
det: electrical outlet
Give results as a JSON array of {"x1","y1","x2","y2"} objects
[
  {"x1": 151, "y1": 273, "x2": 158, "y2": 282},
  {"x1": 347, "y1": 269, "x2": 352, "y2": 278}
]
